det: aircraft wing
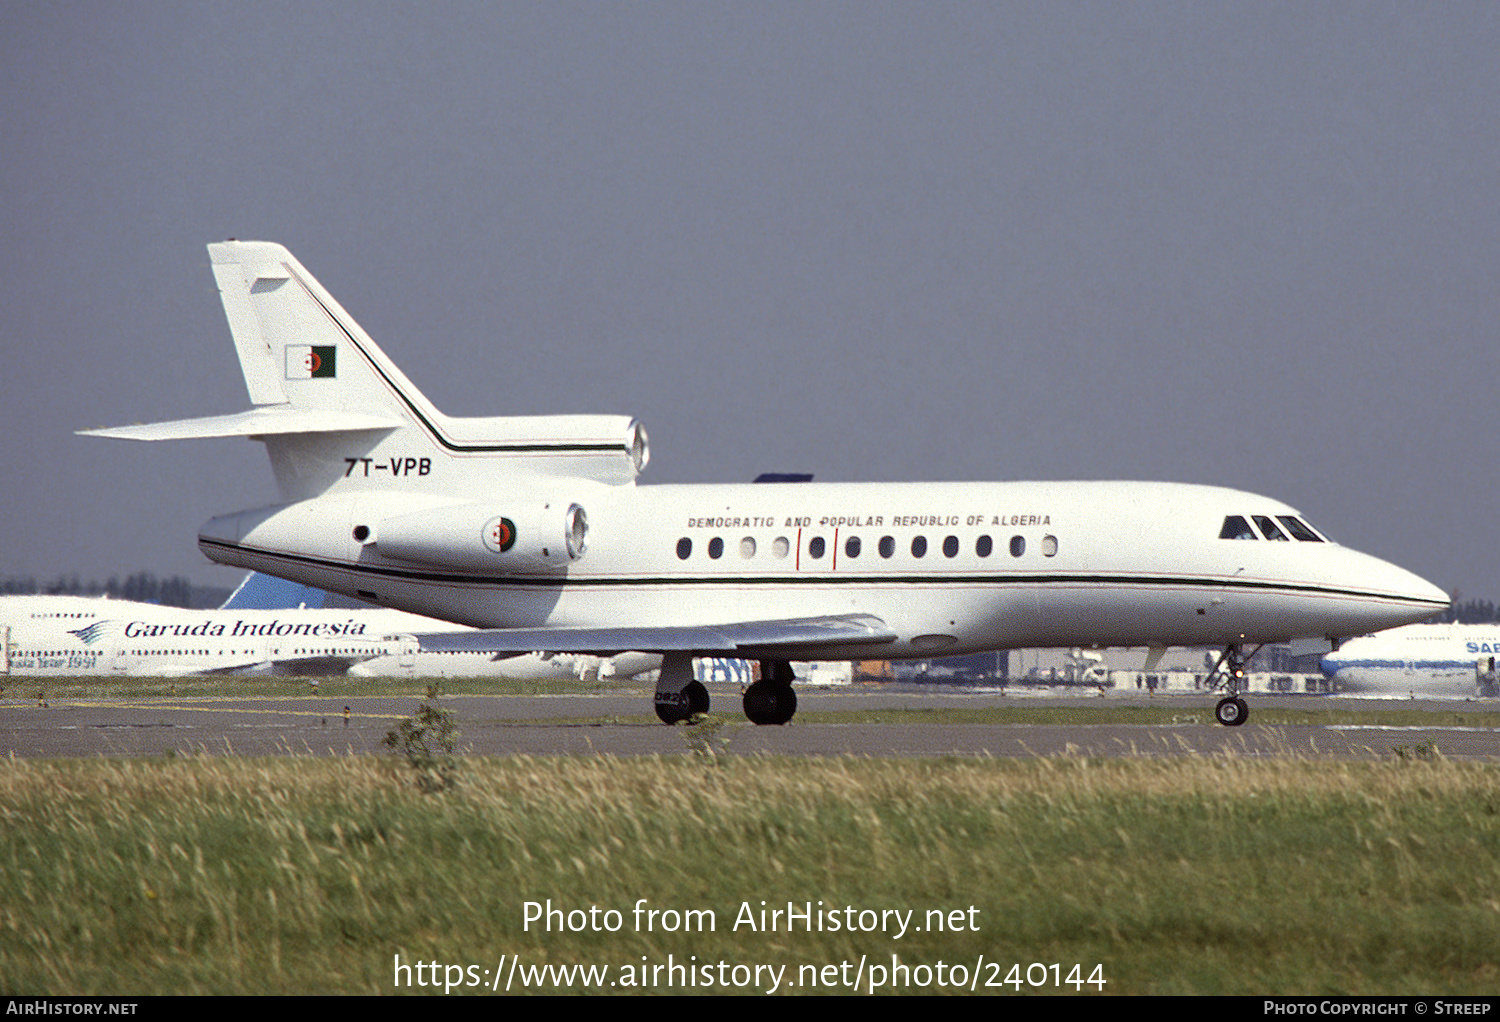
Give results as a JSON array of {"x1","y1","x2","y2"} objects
[
  {"x1": 414, "y1": 614, "x2": 896, "y2": 657},
  {"x1": 149, "y1": 655, "x2": 275, "y2": 677},
  {"x1": 186, "y1": 654, "x2": 383, "y2": 677}
]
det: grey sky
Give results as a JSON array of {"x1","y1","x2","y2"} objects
[{"x1": 2, "y1": 2, "x2": 1496, "y2": 603}]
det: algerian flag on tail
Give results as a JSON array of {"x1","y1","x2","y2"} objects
[{"x1": 285, "y1": 345, "x2": 336, "y2": 379}]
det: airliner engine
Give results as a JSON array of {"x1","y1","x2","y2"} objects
[{"x1": 375, "y1": 501, "x2": 588, "y2": 571}]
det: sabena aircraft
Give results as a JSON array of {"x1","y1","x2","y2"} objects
[
  {"x1": 1319, "y1": 623, "x2": 1500, "y2": 699},
  {"x1": 83, "y1": 242, "x2": 1449, "y2": 726}
]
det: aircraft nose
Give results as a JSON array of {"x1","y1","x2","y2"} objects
[
  {"x1": 1358, "y1": 554, "x2": 1449, "y2": 624},
  {"x1": 1391, "y1": 565, "x2": 1449, "y2": 613}
]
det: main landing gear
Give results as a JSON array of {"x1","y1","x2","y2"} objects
[
  {"x1": 1207, "y1": 643, "x2": 1262, "y2": 727},
  {"x1": 743, "y1": 659, "x2": 797, "y2": 726},
  {"x1": 654, "y1": 655, "x2": 800, "y2": 725},
  {"x1": 653, "y1": 652, "x2": 709, "y2": 724}
]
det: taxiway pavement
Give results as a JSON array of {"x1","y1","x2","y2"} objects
[{"x1": 2, "y1": 685, "x2": 1497, "y2": 759}]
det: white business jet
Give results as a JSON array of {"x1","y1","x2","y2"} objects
[{"x1": 82, "y1": 242, "x2": 1449, "y2": 726}]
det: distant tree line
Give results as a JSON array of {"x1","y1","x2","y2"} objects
[
  {"x1": 1432, "y1": 599, "x2": 1500, "y2": 625},
  {"x1": 0, "y1": 572, "x2": 230, "y2": 609}
]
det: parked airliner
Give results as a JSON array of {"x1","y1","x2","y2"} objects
[
  {"x1": 83, "y1": 242, "x2": 1449, "y2": 725},
  {"x1": 226, "y1": 571, "x2": 660, "y2": 681},
  {"x1": 0, "y1": 573, "x2": 656, "y2": 681},
  {"x1": 1320, "y1": 623, "x2": 1500, "y2": 699},
  {"x1": 1, "y1": 591, "x2": 418, "y2": 678}
]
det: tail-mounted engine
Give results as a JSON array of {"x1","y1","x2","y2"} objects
[{"x1": 374, "y1": 501, "x2": 588, "y2": 572}]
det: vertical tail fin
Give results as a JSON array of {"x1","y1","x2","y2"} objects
[
  {"x1": 219, "y1": 572, "x2": 330, "y2": 610},
  {"x1": 83, "y1": 241, "x2": 649, "y2": 500},
  {"x1": 208, "y1": 241, "x2": 442, "y2": 424}
]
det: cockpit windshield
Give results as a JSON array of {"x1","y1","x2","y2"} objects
[
  {"x1": 1219, "y1": 515, "x2": 1256, "y2": 540},
  {"x1": 1253, "y1": 515, "x2": 1289, "y2": 541},
  {"x1": 1276, "y1": 515, "x2": 1324, "y2": 542},
  {"x1": 1220, "y1": 513, "x2": 1326, "y2": 542}
]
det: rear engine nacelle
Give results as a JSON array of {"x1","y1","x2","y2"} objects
[{"x1": 374, "y1": 501, "x2": 588, "y2": 572}]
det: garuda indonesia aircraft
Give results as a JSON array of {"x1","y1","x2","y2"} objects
[
  {"x1": 84, "y1": 242, "x2": 1449, "y2": 726},
  {"x1": 0, "y1": 573, "x2": 654, "y2": 681}
]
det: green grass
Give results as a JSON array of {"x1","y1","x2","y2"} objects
[{"x1": 2, "y1": 754, "x2": 1498, "y2": 994}]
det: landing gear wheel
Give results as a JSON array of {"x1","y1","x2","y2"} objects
[
  {"x1": 655, "y1": 698, "x2": 691, "y2": 725},
  {"x1": 652, "y1": 652, "x2": 706, "y2": 725},
  {"x1": 654, "y1": 682, "x2": 710, "y2": 724},
  {"x1": 683, "y1": 681, "x2": 710, "y2": 716},
  {"x1": 1215, "y1": 696, "x2": 1249, "y2": 727},
  {"x1": 743, "y1": 681, "x2": 797, "y2": 725}
]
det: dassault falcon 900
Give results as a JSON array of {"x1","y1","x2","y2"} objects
[{"x1": 83, "y1": 242, "x2": 1449, "y2": 726}]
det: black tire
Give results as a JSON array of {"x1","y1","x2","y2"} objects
[
  {"x1": 1214, "y1": 696, "x2": 1248, "y2": 727},
  {"x1": 743, "y1": 680, "x2": 797, "y2": 725},
  {"x1": 654, "y1": 691, "x2": 693, "y2": 724},
  {"x1": 760, "y1": 658, "x2": 796, "y2": 688},
  {"x1": 683, "y1": 680, "x2": 710, "y2": 716}
]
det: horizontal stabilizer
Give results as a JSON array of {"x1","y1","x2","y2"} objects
[
  {"x1": 78, "y1": 406, "x2": 401, "y2": 441},
  {"x1": 415, "y1": 614, "x2": 896, "y2": 657}
]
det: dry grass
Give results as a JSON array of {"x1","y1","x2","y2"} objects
[{"x1": 1, "y1": 753, "x2": 1497, "y2": 994}]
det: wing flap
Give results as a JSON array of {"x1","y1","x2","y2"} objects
[{"x1": 415, "y1": 614, "x2": 895, "y2": 657}]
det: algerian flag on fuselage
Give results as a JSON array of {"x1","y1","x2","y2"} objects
[{"x1": 285, "y1": 345, "x2": 336, "y2": 379}]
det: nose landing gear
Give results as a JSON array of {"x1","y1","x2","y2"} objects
[
  {"x1": 1214, "y1": 694, "x2": 1250, "y2": 727},
  {"x1": 1208, "y1": 643, "x2": 1261, "y2": 727}
]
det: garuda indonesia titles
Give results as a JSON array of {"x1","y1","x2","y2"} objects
[{"x1": 1, "y1": 572, "x2": 657, "y2": 681}]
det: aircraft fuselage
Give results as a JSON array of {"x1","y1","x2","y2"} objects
[{"x1": 197, "y1": 478, "x2": 1446, "y2": 660}]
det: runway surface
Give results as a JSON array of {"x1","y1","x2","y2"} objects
[{"x1": 2, "y1": 684, "x2": 1498, "y2": 759}]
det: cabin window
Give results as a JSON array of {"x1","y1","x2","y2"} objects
[
  {"x1": 1253, "y1": 515, "x2": 1289, "y2": 541},
  {"x1": 1009, "y1": 535, "x2": 1025, "y2": 557},
  {"x1": 1219, "y1": 515, "x2": 1257, "y2": 540},
  {"x1": 772, "y1": 537, "x2": 790, "y2": 558},
  {"x1": 808, "y1": 536, "x2": 826, "y2": 559},
  {"x1": 739, "y1": 537, "x2": 757, "y2": 558},
  {"x1": 676, "y1": 537, "x2": 692, "y2": 559},
  {"x1": 911, "y1": 536, "x2": 928, "y2": 558},
  {"x1": 943, "y1": 535, "x2": 959, "y2": 558},
  {"x1": 845, "y1": 536, "x2": 861, "y2": 559},
  {"x1": 879, "y1": 536, "x2": 895, "y2": 558},
  {"x1": 708, "y1": 537, "x2": 724, "y2": 559},
  {"x1": 976, "y1": 535, "x2": 993, "y2": 557},
  {"x1": 1277, "y1": 516, "x2": 1324, "y2": 542},
  {"x1": 1042, "y1": 535, "x2": 1058, "y2": 557}
]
